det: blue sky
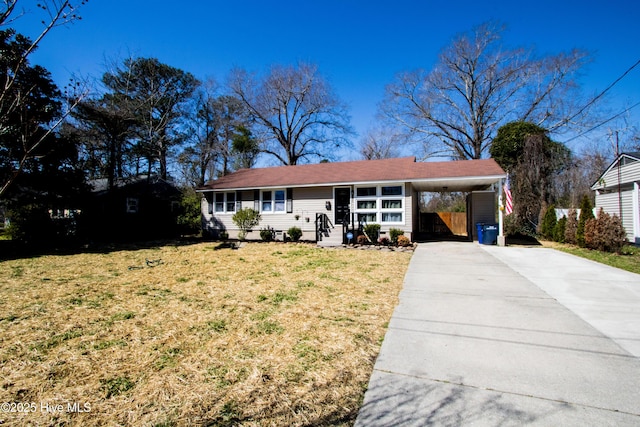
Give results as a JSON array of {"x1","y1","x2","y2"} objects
[{"x1": 10, "y1": 0, "x2": 640, "y2": 158}]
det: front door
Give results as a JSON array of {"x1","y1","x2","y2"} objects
[{"x1": 334, "y1": 187, "x2": 351, "y2": 225}]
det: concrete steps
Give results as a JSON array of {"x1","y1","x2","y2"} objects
[{"x1": 317, "y1": 228, "x2": 343, "y2": 247}]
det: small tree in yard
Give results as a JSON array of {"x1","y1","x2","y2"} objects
[
  {"x1": 540, "y1": 204, "x2": 557, "y2": 240},
  {"x1": 232, "y1": 208, "x2": 260, "y2": 241},
  {"x1": 554, "y1": 216, "x2": 567, "y2": 243},
  {"x1": 576, "y1": 196, "x2": 594, "y2": 247},
  {"x1": 564, "y1": 208, "x2": 578, "y2": 244}
]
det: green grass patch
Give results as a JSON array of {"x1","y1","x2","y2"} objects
[{"x1": 547, "y1": 242, "x2": 640, "y2": 274}]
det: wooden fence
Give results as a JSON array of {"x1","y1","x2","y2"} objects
[{"x1": 420, "y1": 212, "x2": 467, "y2": 236}]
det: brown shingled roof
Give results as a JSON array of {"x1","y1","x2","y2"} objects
[{"x1": 197, "y1": 156, "x2": 505, "y2": 191}]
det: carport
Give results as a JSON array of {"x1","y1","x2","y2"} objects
[{"x1": 409, "y1": 171, "x2": 507, "y2": 245}]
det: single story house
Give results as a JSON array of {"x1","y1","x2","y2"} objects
[
  {"x1": 197, "y1": 156, "x2": 506, "y2": 245},
  {"x1": 84, "y1": 175, "x2": 183, "y2": 241},
  {"x1": 591, "y1": 152, "x2": 640, "y2": 244}
]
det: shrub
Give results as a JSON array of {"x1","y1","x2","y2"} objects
[
  {"x1": 176, "y1": 189, "x2": 202, "y2": 235},
  {"x1": 564, "y1": 208, "x2": 578, "y2": 244},
  {"x1": 356, "y1": 235, "x2": 369, "y2": 245},
  {"x1": 389, "y1": 228, "x2": 404, "y2": 244},
  {"x1": 576, "y1": 196, "x2": 594, "y2": 247},
  {"x1": 584, "y1": 209, "x2": 627, "y2": 253},
  {"x1": 259, "y1": 227, "x2": 275, "y2": 242},
  {"x1": 553, "y1": 216, "x2": 567, "y2": 243},
  {"x1": 540, "y1": 204, "x2": 557, "y2": 240},
  {"x1": 396, "y1": 235, "x2": 411, "y2": 247},
  {"x1": 232, "y1": 208, "x2": 261, "y2": 241},
  {"x1": 378, "y1": 236, "x2": 390, "y2": 246},
  {"x1": 363, "y1": 223, "x2": 381, "y2": 241},
  {"x1": 287, "y1": 226, "x2": 302, "y2": 242}
]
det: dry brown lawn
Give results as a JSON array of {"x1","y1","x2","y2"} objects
[{"x1": 0, "y1": 241, "x2": 412, "y2": 426}]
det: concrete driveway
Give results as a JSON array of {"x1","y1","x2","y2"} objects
[{"x1": 355, "y1": 242, "x2": 640, "y2": 426}]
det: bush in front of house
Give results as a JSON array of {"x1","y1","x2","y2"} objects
[
  {"x1": 363, "y1": 223, "x2": 381, "y2": 242},
  {"x1": 396, "y1": 235, "x2": 411, "y2": 247},
  {"x1": 389, "y1": 228, "x2": 404, "y2": 245},
  {"x1": 356, "y1": 235, "x2": 369, "y2": 245},
  {"x1": 232, "y1": 208, "x2": 261, "y2": 241},
  {"x1": 287, "y1": 226, "x2": 302, "y2": 242},
  {"x1": 584, "y1": 209, "x2": 627, "y2": 253},
  {"x1": 260, "y1": 227, "x2": 275, "y2": 242}
]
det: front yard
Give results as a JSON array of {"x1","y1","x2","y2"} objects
[{"x1": 0, "y1": 242, "x2": 411, "y2": 426}]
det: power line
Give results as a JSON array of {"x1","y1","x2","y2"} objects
[
  {"x1": 551, "y1": 58, "x2": 640, "y2": 132},
  {"x1": 562, "y1": 100, "x2": 640, "y2": 144}
]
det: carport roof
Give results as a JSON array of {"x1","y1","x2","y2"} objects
[{"x1": 197, "y1": 156, "x2": 506, "y2": 192}]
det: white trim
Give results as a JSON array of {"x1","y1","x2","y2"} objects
[{"x1": 634, "y1": 182, "x2": 640, "y2": 240}]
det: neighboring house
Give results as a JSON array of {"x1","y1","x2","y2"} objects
[
  {"x1": 197, "y1": 157, "x2": 506, "y2": 245},
  {"x1": 85, "y1": 175, "x2": 183, "y2": 241},
  {"x1": 591, "y1": 152, "x2": 640, "y2": 244}
]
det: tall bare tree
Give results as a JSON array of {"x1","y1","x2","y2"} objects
[
  {"x1": 382, "y1": 22, "x2": 591, "y2": 160},
  {"x1": 359, "y1": 126, "x2": 405, "y2": 159},
  {"x1": 228, "y1": 62, "x2": 353, "y2": 165}
]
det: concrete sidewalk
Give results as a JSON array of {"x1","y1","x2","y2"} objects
[{"x1": 355, "y1": 242, "x2": 640, "y2": 426}]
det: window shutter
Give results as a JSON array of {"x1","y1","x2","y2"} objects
[
  {"x1": 254, "y1": 190, "x2": 260, "y2": 211},
  {"x1": 236, "y1": 191, "x2": 242, "y2": 211},
  {"x1": 286, "y1": 188, "x2": 293, "y2": 213}
]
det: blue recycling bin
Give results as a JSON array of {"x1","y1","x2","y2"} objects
[
  {"x1": 476, "y1": 223, "x2": 484, "y2": 244},
  {"x1": 482, "y1": 224, "x2": 498, "y2": 245}
]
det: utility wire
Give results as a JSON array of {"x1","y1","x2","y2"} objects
[
  {"x1": 551, "y1": 58, "x2": 640, "y2": 132},
  {"x1": 562, "y1": 100, "x2": 640, "y2": 144}
]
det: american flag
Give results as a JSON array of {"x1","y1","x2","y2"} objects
[{"x1": 504, "y1": 176, "x2": 513, "y2": 215}]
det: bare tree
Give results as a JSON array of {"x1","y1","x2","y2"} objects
[
  {"x1": 228, "y1": 62, "x2": 353, "y2": 165},
  {"x1": 382, "y1": 22, "x2": 591, "y2": 160},
  {"x1": 0, "y1": 0, "x2": 88, "y2": 197},
  {"x1": 0, "y1": 0, "x2": 87, "y2": 198},
  {"x1": 359, "y1": 126, "x2": 405, "y2": 160}
]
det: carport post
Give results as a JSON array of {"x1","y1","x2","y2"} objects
[{"x1": 497, "y1": 178, "x2": 506, "y2": 246}]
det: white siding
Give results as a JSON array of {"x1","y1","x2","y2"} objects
[
  {"x1": 595, "y1": 190, "x2": 634, "y2": 241},
  {"x1": 596, "y1": 160, "x2": 640, "y2": 190}
]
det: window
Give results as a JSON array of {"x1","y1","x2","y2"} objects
[
  {"x1": 226, "y1": 193, "x2": 236, "y2": 212},
  {"x1": 382, "y1": 186, "x2": 402, "y2": 196},
  {"x1": 357, "y1": 187, "x2": 377, "y2": 197},
  {"x1": 213, "y1": 192, "x2": 237, "y2": 214},
  {"x1": 382, "y1": 200, "x2": 402, "y2": 209},
  {"x1": 355, "y1": 184, "x2": 404, "y2": 224},
  {"x1": 358, "y1": 213, "x2": 377, "y2": 223},
  {"x1": 357, "y1": 200, "x2": 377, "y2": 209},
  {"x1": 382, "y1": 212, "x2": 403, "y2": 222},
  {"x1": 274, "y1": 190, "x2": 285, "y2": 212},
  {"x1": 126, "y1": 197, "x2": 139, "y2": 214},
  {"x1": 215, "y1": 193, "x2": 225, "y2": 212},
  {"x1": 262, "y1": 191, "x2": 272, "y2": 212},
  {"x1": 261, "y1": 189, "x2": 286, "y2": 213}
]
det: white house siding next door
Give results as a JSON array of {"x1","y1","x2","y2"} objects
[{"x1": 635, "y1": 182, "x2": 640, "y2": 244}]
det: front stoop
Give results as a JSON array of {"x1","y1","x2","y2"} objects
[{"x1": 317, "y1": 230, "x2": 343, "y2": 247}]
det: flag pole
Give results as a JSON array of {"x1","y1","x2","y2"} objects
[{"x1": 498, "y1": 176, "x2": 506, "y2": 246}]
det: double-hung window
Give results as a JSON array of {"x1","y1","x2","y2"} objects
[
  {"x1": 214, "y1": 192, "x2": 237, "y2": 213},
  {"x1": 261, "y1": 189, "x2": 286, "y2": 213},
  {"x1": 381, "y1": 185, "x2": 403, "y2": 223}
]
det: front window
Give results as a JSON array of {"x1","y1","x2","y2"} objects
[
  {"x1": 355, "y1": 184, "x2": 404, "y2": 224},
  {"x1": 214, "y1": 192, "x2": 236, "y2": 213},
  {"x1": 261, "y1": 189, "x2": 286, "y2": 213}
]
